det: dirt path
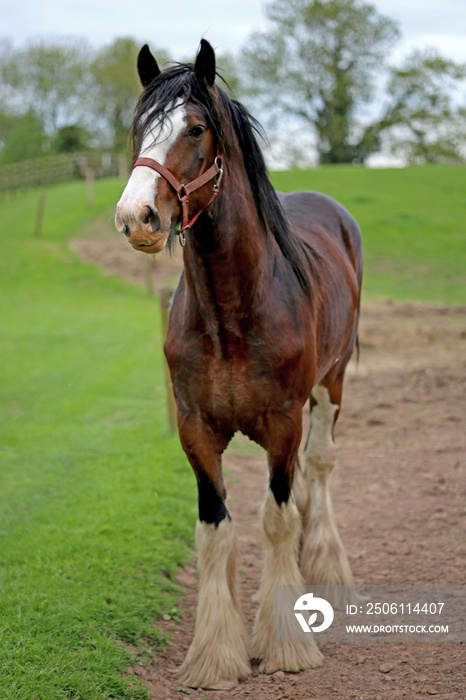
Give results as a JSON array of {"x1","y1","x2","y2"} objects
[{"x1": 72, "y1": 223, "x2": 466, "y2": 699}]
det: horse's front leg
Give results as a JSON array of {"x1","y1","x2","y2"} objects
[
  {"x1": 175, "y1": 415, "x2": 250, "y2": 690},
  {"x1": 251, "y1": 406, "x2": 323, "y2": 673}
]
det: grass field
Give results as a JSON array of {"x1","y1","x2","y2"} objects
[
  {"x1": 272, "y1": 164, "x2": 466, "y2": 304},
  {"x1": 0, "y1": 180, "x2": 195, "y2": 699},
  {"x1": 1, "y1": 165, "x2": 465, "y2": 699}
]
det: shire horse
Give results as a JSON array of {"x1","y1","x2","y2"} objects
[{"x1": 116, "y1": 40, "x2": 363, "y2": 689}]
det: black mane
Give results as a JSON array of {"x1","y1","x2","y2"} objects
[{"x1": 132, "y1": 65, "x2": 316, "y2": 295}]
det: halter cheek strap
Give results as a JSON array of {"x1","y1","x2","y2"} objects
[{"x1": 133, "y1": 155, "x2": 224, "y2": 246}]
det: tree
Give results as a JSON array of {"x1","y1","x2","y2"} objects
[
  {"x1": 90, "y1": 38, "x2": 170, "y2": 151},
  {"x1": 0, "y1": 110, "x2": 47, "y2": 164},
  {"x1": 0, "y1": 39, "x2": 91, "y2": 135},
  {"x1": 369, "y1": 49, "x2": 466, "y2": 164},
  {"x1": 242, "y1": 0, "x2": 400, "y2": 164},
  {"x1": 52, "y1": 125, "x2": 92, "y2": 154}
]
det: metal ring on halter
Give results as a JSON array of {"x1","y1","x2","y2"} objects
[{"x1": 213, "y1": 157, "x2": 224, "y2": 192}]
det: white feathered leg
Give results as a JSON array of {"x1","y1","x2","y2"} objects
[
  {"x1": 176, "y1": 517, "x2": 250, "y2": 689},
  {"x1": 251, "y1": 489, "x2": 322, "y2": 672},
  {"x1": 294, "y1": 384, "x2": 358, "y2": 607}
]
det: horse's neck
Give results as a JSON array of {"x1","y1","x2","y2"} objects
[{"x1": 182, "y1": 176, "x2": 269, "y2": 339}]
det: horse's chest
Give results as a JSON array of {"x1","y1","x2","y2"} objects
[
  {"x1": 207, "y1": 356, "x2": 257, "y2": 422},
  {"x1": 167, "y1": 314, "x2": 311, "y2": 439}
]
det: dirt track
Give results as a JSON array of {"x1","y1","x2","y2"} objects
[{"x1": 72, "y1": 226, "x2": 465, "y2": 699}]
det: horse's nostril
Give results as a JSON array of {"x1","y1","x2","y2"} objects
[
  {"x1": 123, "y1": 224, "x2": 131, "y2": 238},
  {"x1": 152, "y1": 210, "x2": 161, "y2": 232},
  {"x1": 141, "y1": 207, "x2": 161, "y2": 232}
]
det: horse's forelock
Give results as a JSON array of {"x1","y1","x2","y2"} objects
[{"x1": 131, "y1": 65, "x2": 220, "y2": 158}]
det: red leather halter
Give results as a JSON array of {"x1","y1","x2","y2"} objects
[{"x1": 133, "y1": 155, "x2": 224, "y2": 245}]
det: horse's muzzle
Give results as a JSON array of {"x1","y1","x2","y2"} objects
[
  {"x1": 115, "y1": 204, "x2": 169, "y2": 253},
  {"x1": 127, "y1": 229, "x2": 170, "y2": 253}
]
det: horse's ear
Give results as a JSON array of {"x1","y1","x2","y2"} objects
[
  {"x1": 194, "y1": 39, "x2": 216, "y2": 87},
  {"x1": 137, "y1": 44, "x2": 161, "y2": 87}
]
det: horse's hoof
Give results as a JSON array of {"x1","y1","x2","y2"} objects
[{"x1": 258, "y1": 660, "x2": 280, "y2": 674}]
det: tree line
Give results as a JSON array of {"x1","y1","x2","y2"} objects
[
  {"x1": 0, "y1": 37, "x2": 168, "y2": 164},
  {"x1": 1, "y1": 0, "x2": 465, "y2": 167}
]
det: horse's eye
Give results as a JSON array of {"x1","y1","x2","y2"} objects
[{"x1": 189, "y1": 126, "x2": 205, "y2": 139}]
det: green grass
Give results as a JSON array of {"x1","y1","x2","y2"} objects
[
  {"x1": 0, "y1": 180, "x2": 196, "y2": 699},
  {"x1": 272, "y1": 164, "x2": 466, "y2": 304},
  {"x1": 1, "y1": 164, "x2": 465, "y2": 698}
]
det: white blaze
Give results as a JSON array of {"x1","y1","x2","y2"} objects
[{"x1": 117, "y1": 100, "x2": 187, "y2": 218}]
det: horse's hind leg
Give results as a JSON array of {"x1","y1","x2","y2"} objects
[
  {"x1": 251, "y1": 405, "x2": 323, "y2": 673},
  {"x1": 293, "y1": 370, "x2": 357, "y2": 606},
  {"x1": 175, "y1": 417, "x2": 250, "y2": 689}
]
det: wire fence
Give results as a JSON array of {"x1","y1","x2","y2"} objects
[{"x1": 0, "y1": 151, "x2": 129, "y2": 194}]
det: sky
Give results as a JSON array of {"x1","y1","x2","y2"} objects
[{"x1": 2, "y1": 0, "x2": 466, "y2": 65}]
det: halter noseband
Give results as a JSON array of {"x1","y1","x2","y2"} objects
[{"x1": 133, "y1": 155, "x2": 224, "y2": 246}]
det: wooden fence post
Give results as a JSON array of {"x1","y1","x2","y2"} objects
[
  {"x1": 145, "y1": 256, "x2": 157, "y2": 296},
  {"x1": 118, "y1": 154, "x2": 129, "y2": 180},
  {"x1": 158, "y1": 285, "x2": 177, "y2": 433},
  {"x1": 33, "y1": 193, "x2": 46, "y2": 238},
  {"x1": 85, "y1": 168, "x2": 95, "y2": 208}
]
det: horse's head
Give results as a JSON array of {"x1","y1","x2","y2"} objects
[{"x1": 115, "y1": 40, "x2": 221, "y2": 253}]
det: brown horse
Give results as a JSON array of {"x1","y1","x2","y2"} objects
[{"x1": 116, "y1": 40, "x2": 363, "y2": 690}]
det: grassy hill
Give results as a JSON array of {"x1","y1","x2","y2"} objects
[{"x1": 272, "y1": 164, "x2": 466, "y2": 304}]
